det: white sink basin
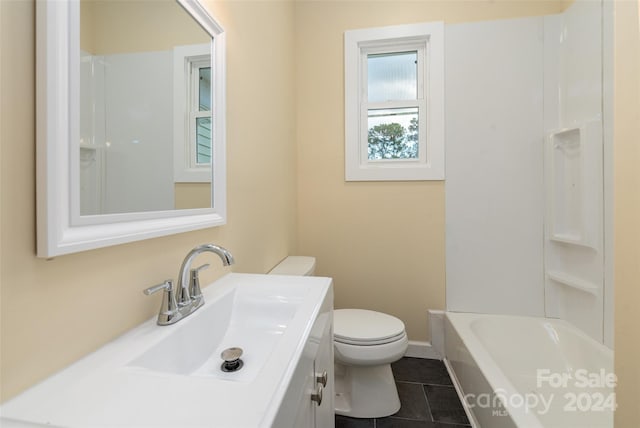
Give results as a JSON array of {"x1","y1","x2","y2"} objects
[
  {"x1": 127, "y1": 280, "x2": 309, "y2": 382},
  {"x1": 0, "y1": 273, "x2": 333, "y2": 428}
]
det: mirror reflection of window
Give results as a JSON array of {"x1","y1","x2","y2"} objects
[
  {"x1": 173, "y1": 43, "x2": 212, "y2": 186},
  {"x1": 195, "y1": 66, "x2": 212, "y2": 166}
]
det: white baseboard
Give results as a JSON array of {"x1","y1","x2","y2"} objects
[
  {"x1": 402, "y1": 310, "x2": 446, "y2": 360},
  {"x1": 404, "y1": 340, "x2": 441, "y2": 359}
]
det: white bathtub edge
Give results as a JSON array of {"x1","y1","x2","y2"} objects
[{"x1": 444, "y1": 357, "x2": 480, "y2": 428}]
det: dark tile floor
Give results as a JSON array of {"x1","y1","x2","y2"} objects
[{"x1": 335, "y1": 357, "x2": 472, "y2": 428}]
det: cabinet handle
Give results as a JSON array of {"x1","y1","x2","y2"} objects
[
  {"x1": 311, "y1": 384, "x2": 323, "y2": 406},
  {"x1": 315, "y1": 370, "x2": 328, "y2": 387}
]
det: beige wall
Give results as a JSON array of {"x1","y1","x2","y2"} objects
[
  {"x1": 613, "y1": 0, "x2": 640, "y2": 425},
  {"x1": 294, "y1": 0, "x2": 566, "y2": 341},
  {"x1": 80, "y1": 0, "x2": 210, "y2": 55},
  {"x1": 0, "y1": 0, "x2": 296, "y2": 401},
  {"x1": 175, "y1": 183, "x2": 212, "y2": 209}
]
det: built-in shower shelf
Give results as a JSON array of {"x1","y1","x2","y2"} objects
[
  {"x1": 547, "y1": 270, "x2": 600, "y2": 296},
  {"x1": 549, "y1": 233, "x2": 597, "y2": 250},
  {"x1": 545, "y1": 121, "x2": 603, "y2": 252},
  {"x1": 79, "y1": 143, "x2": 101, "y2": 163}
]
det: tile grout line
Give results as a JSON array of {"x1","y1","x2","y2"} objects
[
  {"x1": 396, "y1": 379, "x2": 456, "y2": 387},
  {"x1": 420, "y1": 380, "x2": 436, "y2": 423}
]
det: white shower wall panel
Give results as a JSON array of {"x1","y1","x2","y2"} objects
[
  {"x1": 445, "y1": 17, "x2": 545, "y2": 316},
  {"x1": 543, "y1": 0, "x2": 605, "y2": 343},
  {"x1": 103, "y1": 51, "x2": 174, "y2": 214},
  {"x1": 79, "y1": 52, "x2": 106, "y2": 215}
]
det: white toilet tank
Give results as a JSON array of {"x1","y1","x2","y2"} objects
[{"x1": 268, "y1": 256, "x2": 316, "y2": 276}]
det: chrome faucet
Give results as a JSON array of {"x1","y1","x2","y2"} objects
[
  {"x1": 177, "y1": 244, "x2": 235, "y2": 307},
  {"x1": 144, "y1": 244, "x2": 235, "y2": 326}
]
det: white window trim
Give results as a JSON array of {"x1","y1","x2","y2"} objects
[
  {"x1": 173, "y1": 43, "x2": 213, "y2": 182},
  {"x1": 345, "y1": 22, "x2": 444, "y2": 181}
]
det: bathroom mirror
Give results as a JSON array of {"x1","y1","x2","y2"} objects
[{"x1": 36, "y1": 0, "x2": 227, "y2": 257}]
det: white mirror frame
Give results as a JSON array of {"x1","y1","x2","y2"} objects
[{"x1": 36, "y1": 0, "x2": 226, "y2": 258}]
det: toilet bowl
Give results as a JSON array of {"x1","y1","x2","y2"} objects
[{"x1": 269, "y1": 256, "x2": 409, "y2": 419}]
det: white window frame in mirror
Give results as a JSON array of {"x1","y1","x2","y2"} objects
[
  {"x1": 36, "y1": 0, "x2": 227, "y2": 258},
  {"x1": 173, "y1": 43, "x2": 212, "y2": 183}
]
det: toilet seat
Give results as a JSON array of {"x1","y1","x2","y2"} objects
[
  {"x1": 334, "y1": 331, "x2": 406, "y2": 346},
  {"x1": 334, "y1": 309, "x2": 406, "y2": 346}
]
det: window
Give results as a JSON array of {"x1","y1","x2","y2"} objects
[
  {"x1": 193, "y1": 64, "x2": 212, "y2": 166},
  {"x1": 345, "y1": 22, "x2": 444, "y2": 181},
  {"x1": 367, "y1": 50, "x2": 421, "y2": 161},
  {"x1": 173, "y1": 43, "x2": 213, "y2": 182}
]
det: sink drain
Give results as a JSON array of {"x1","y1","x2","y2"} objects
[{"x1": 220, "y1": 347, "x2": 244, "y2": 372}]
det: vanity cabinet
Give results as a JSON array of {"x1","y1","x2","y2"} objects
[{"x1": 272, "y1": 289, "x2": 334, "y2": 428}]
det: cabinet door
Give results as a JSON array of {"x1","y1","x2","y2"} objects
[
  {"x1": 313, "y1": 312, "x2": 335, "y2": 428},
  {"x1": 291, "y1": 356, "x2": 315, "y2": 428},
  {"x1": 271, "y1": 284, "x2": 334, "y2": 428},
  {"x1": 293, "y1": 311, "x2": 334, "y2": 428}
]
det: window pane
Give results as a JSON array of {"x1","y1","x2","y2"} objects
[
  {"x1": 196, "y1": 117, "x2": 212, "y2": 164},
  {"x1": 199, "y1": 67, "x2": 211, "y2": 112},
  {"x1": 367, "y1": 107, "x2": 419, "y2": 160},
  {"x1": 367, "y1": 51, "x2": 417, "y2": 102}
]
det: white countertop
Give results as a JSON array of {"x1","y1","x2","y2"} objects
[{"x1": 0, "y1": 273, "x2": 332, "y2": 428}]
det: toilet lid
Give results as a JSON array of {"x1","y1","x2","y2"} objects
[{"x1": 334, "y1": 309, "x2": 406, "y2": 345}]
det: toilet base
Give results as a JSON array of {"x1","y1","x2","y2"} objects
[{"x1": 334, "y1": 362, "x2": 401, "y2": 418}]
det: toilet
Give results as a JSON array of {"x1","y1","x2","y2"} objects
[{"x1": 269, "y1": 256, "x2": 409, "y2": 419}]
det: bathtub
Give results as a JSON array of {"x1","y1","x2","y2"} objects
[{"x1": 444, "y1": 312, "x2": 614, "y2": 428}]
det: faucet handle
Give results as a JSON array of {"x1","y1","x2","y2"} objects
[
  {"x1": 143, "y1": 280, "x2": 173, "y2": 296},
  {"x1": 189, "y1": 263, "x2": 210, "y2": 303},
  {"x1": 192, "y1": 263, "x2": 210, "y2": 274},
  {"x1": 143, "y1": 280, "x2": 181, "y2": 326}
]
